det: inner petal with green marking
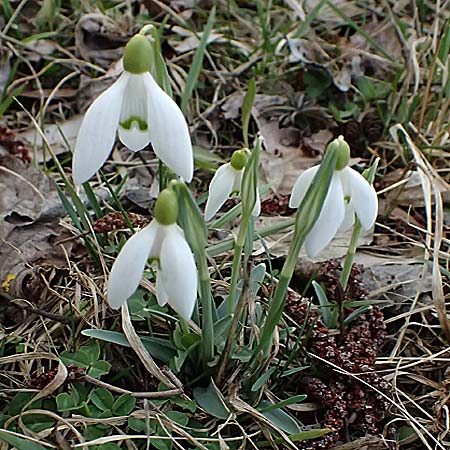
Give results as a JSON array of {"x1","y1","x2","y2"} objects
[{"x1": 117, "y1": 73, "x2": 152, "y2": 151}]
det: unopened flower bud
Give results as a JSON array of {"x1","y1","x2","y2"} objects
[
  {"x1": 155, "y1": 188, "x2": 178, "y2": 225},
  {"x1": 230, "y1": 149, "x2": 248, "y2": 171},
  {"x1": 123, "y1": 34, "x2": 153, "y2": 74},
  {"x1": 328, "y1": 135, "x2": 350, "y2": 171}
]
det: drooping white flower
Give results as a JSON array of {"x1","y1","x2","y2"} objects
[
  {"x1": 289, "y1": 154, "x2": 378, "y2": 258},
  {"x1": 204, "y1": 149, "x2": 261, "y2": 221},
  {"x1": 73, "y1": 34, "x2": 193, "y2": 185},
  {"x1": 107, "y1": 189, "x2": 197, "y2": 320}
]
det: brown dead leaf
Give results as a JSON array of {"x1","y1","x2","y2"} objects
[
  {"x1": 253, "y1": 214, "x2": 374, "y2": 260},
  {"x1": 75, "y1": 13, "x2": 128, "y2": 68},
  {"x1": 259, "y1": 123, "x2": 327, "y2": 194},
  {"x1": 0, "y1": 155, "x2": 72, "y2": 290},
  {"x1": 304, "y1": 0, "x2": 363, "y2": 23},
  {"x1": 171, "y1": 26, "x2": 252, "y2": 55},
  {"x1": 17, "y1": 115, "x2": 83, "y2": 163}
]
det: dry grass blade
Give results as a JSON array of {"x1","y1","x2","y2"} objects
[
  {"x1": 121, "y1": 303, "x2": 179, "y2": 389},
  {"x1": 390, "y1": 124, "x2": 450, "y2": 342},
  {"x1": 0, "y1": 352, "x2": 67, "y2": 406}
]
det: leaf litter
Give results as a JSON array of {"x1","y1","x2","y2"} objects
[{"x1": 0, "y1": 1, "x2": 449, "y2": 449}]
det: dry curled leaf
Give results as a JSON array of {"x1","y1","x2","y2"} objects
[{"x1": 0, "y1": 155, "x2": 72, "y2": 290}]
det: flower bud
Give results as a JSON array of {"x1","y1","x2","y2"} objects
[
  {"x1": 230, "y1": 149, "x2": 248, "y2": 171},
  {"x1": 328, "y1": 135, "x2": 350, "y2": 171},
  {"x1": 155, "y1": 188, "x2": 178, "y2": 225},
  {"x1": 123, "y1": 34, "x2": 153, "y2": 74}
]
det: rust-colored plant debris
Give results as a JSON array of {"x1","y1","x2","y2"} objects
[{"x1": 285, "y1": 262, "x2": 389, "y2": 449}]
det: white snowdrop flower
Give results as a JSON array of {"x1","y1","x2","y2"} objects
[
  {"x1": 204, "y1": 149, "x2": 260, "y2": 221},
  {"x1": 289, "y1": 137, "x2": 378, "y2": 258},
  {"x1": 107, "y1": 189, "x2": 197, "y2": 321},
  {"x1": 72, "y1": 34, "x2": 193, "y2": 185}
]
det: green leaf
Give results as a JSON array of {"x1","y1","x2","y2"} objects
[
  {"x1": 56, "y1": 392, "x2": 85, "y2": 412},
  {"x1": 112, "y1": 394, "x2": 136, "y2": 416},
  {"x1": 181, "y1": 7, "x2": 216, "y2": 114},
  {"x1": 312, "y1": 281, "x2": 337, "y2": 328},
  {"x1": 166, "y1": 411, "x2": 189, "y2": 426},
  {"x1": 242, "y1": 78, "x2": 256, "y2": 147},
  {"x1": 0, "y1": 429, "x2": 47, "y2": 450},
  {"x1": 193, "y1": 380, "x2": 230, "y2": 419},
  {"x1": 128, "y1": 417, "x2": 146, "y2": 432},
  {"x1": 88, "y1": 360, "x2": 111, "y2": 378},
  {"x1": 251, "y1": 367, "x2": 276, "y2": 392},
  {"x1": 304, "y1": 69, "x2": 332, "y2": 97},
  {"x1": 96, "y1": 444, "x2": 123, "y2": 450},
  {"x1": 60, "y1": 350, "x2": 90, "y2": 368},
  {"x1": 213, "y1": 315, "x2": 233, "y2": 348},
  {"x1": 81, "y1": 329, "x2": 176, "y2": 364},
  {"x1": 90, "y1": 388, "x2": 114, "y2": 411},
  {"x1": 259, "y1": 401, "x2": 302, "y2": 435},
  {"x1": 258, "y1": 428, "x2": 331, "y2": 446},
  {"x1": 170, "y1": 396, "x2": 197, "y2": 413},
  {"x1": 181, "y1": 333, "x2": 201, "y2": 349},
  {"x1": 258, "y1": 395, "x2": 307, "y2": 413}
]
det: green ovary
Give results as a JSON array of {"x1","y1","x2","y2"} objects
[{"x1": 119, "y1": 116, "x2": 149, "y2": 131}]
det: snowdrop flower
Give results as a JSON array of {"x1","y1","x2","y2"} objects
[
  {"x1": 73, "y1": 34, "x2": 193, "y2": 185},
  {"x1": 204, "y1": 149, "x2": 261, "y2": 221},
  {"x1": 108, "y1": 188, "x2": 197, "y2": 320},
  {"x1": 289, "y1": 136, "x2": 378, "y2": 257}
]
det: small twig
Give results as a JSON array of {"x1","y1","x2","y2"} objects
[
  {"x1": 0, "y1": 292, "x2": 71, "y2": 324},
  {"x1": 84, "y1": 375, "x2": 182, "y2": 398}
]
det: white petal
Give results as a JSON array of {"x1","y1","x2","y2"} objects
[
  {"x1": 144, "y1": 73, "x2": 193, "y2": 181},
  {"x1": 155, "y1": 273, "x2": 169, "y2": 307},
  {"x1": 252, "y1": 187, "x2": 261, "y2": 217},
  {"x1": 341, "y1": 167, "x2": 378, "y2": 230},
  {"x1": 304, "y1": 174, "x2": 345, "y2": 257},
  {"x1": 289, "y1": 165, "x2": 320, "y2": 208},
  {"x1": 118, "y1": 126, "x2": 152, "y2": 152},
  {"x1": 72, "y1": 72, "x2": 129, "y2": 185},
  {"x1": 204, "y1": 163, "x2": 237, "y2": 221},
  {"x1": 117, "y1": 73, "x2": 152, "y2": 151},
  {"x1": 159, "y1": 225, "x2": 198, "y2": 320},
  {"x1": 338, "y1": 202, "x2": 355, "y2": 232},
  {"x1": 107, "y1": 220, "x2": 158, "y2": 309}
]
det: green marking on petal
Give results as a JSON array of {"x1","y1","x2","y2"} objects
[
  {"x1": 344, "y1": 195, "x2": 351, "y2": 204},
  {"x1": 119, "y1": 116, "x2": 149, "y2": 131}
]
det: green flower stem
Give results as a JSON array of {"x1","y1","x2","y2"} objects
[
  {"x1": 198, "y1": 255, "x2": 214, "y2": 366},
  {"x1": 340, "y1": 218, "x2": 362, "y2": 291},
  {"x1": 340, "y1": 158, "x2": 379, "y2": 291},
  {"x1": 250, "y1": 223, "x2": 308, "y2": 368},
  {"x1": 227, "y1": 225, "x2": 247, "y2": 315},
  {"x1": 249, "y1": 145, "x2": 339, "y2": 373},
  {"x1": 216, "y1": 250, "x2": 251, "y2": 384}
]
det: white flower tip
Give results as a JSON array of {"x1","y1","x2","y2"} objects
[{"x1": 107, "y1": 291, "x2": 126, "y2": 310}]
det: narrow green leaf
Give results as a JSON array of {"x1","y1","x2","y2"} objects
[
  {"x1": 258, "y1": 395, "x2": 307, "y2": 413},
  {"x1": 312, "y1": 281, "x2": 335, "y2": 328},
  {"x1": 181, "y1": 7, "x2": 216, "y2": 114},
  {"x1": 257, "y1": 428, "x2": 331, "y2": 446},
  {"x1": 193, "y1": 380, "x2": 229, "y2": 419},
  {"x1": 0, "y1": 429, "x2": 47, "y2": 450},
  {"x1": 259, "y1": 401, "x2": 302, "y2": 434},
  {"x1": 81, "y1": 329, "x2": 177, "y2": 364},
  {"x1": 242, "y1": 78, "x2": 256, "y2": 147},
  {"x1": 251, "y1": 367, "x2": 276, "y2": 392}
]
